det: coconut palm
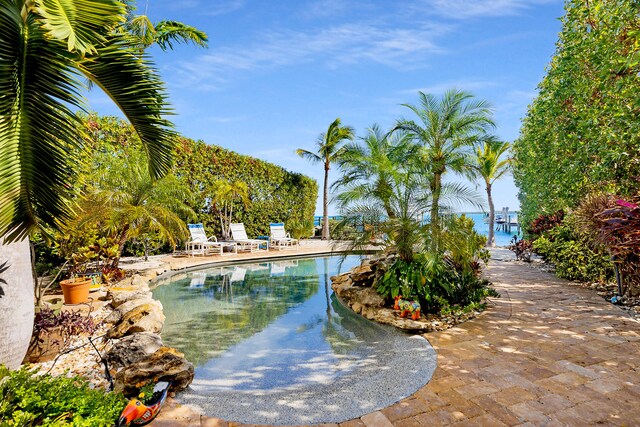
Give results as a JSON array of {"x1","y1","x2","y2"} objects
[
  {"x1": 207, "y1": 179, "x2": 250, "y2": 240},
  {"x1": 296, "y1": 118, "x2": 354, "y2": 240},
  {"x1": 124, "y1": 11, "x2": 208, "y2": 52},
  {"x1": 394, "y1": 89, "x2": 494, "y2": 251},
  {"x1": 466, "y1": 136, "x2": 512, "y2": 247},
  {"x1": 0, "y1": 0, "x2": 175, "y2": 369}
]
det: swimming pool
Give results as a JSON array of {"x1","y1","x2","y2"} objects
[{"x1": 151, "y1": 255, "x2": 436, "y2": 425}]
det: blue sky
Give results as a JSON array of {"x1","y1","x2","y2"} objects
[{"x1": 91, "y1": 0, "x2": 565, "y2": 215}]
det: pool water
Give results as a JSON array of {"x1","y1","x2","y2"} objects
[{"x1": 151, "y1": 255, "x2": 436, "y2": 424}]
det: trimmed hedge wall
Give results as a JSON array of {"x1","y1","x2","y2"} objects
[
  {"x1": 513, "y1": 0, "x2": 640, "y2": 228},
  {"x1": 83, "y1": 115, "x2": 317, "y2": 240},
  {"x1": 174, "y1": 138, "x2": 317, "y2": 239}
]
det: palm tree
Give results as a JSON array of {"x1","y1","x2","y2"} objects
[
  {"x1": 207, "y1": 179, "x2": 250, "y2": 240},
  {"x1": 296, "y1": 118, "x2": 354, "y2": 240},
  {"x1": 466, "y1": 136, "x2": 512, "y2": 247},
  {"x1": 78, "y1": 151, "x2": 195, "y2": 268},
  {"x1": 334, "y1": 125, "x2": 409, "y2": 219},
  {"x1": 0, "y1": 0, "x2": 174, "y2": 369},
  {"x1": 394, "y1": 89, "x2": 494, "y2": 252},
  {"x1": 123, "y1": 9, "x2": 208, "y2": 52}
]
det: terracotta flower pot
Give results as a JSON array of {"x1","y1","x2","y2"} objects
[{"x1": 60, "y1": 277, "x2": 92, "y2": 305}]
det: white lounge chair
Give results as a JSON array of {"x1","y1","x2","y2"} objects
[
  {"x1": 229, "y1": 223, "x2": 268, "y2": 253},
  {"x1": 186, "y1": 223, "x2": 237, "y2": 256},
  {"x1": 269, "y1": 223, "x2": 299, "y2": 250}
]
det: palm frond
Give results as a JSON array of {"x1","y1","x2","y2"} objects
[
  {"x1": 0, "y1": 5, "x2": 85, "y2": 240},
  {"x1": 34, "y1": 0, "x2": 125, "y2": 55},
  {"x1": 153, "y1": 20, "x2": 208, "y2": 51},
  {"x1": 79, "y1": 35, "x2": 176, "y2": 179}
]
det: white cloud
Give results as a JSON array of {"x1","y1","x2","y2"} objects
[
  {"x1": 415, "y1": 0, "x2": 559, "y2": 19},
  {"x1": 169, "y1": 22, "x2": 450, "y2": 88}
]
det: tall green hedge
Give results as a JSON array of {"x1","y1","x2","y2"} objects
[
  {"x1": 513, "y1": 0, "x2": 640, "y2": 228},
  {"x1": 173, "y1": 138, "x2": 317, "y2": 238},
  {"x1": 82, "y1": 115, "x2": 317, "y2": 240}
]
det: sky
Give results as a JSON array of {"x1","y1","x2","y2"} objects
[{"x1": 89, "y1": 0, "x2": 566, "y2": 215}]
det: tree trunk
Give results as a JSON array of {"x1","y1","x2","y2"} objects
[
  {"x1": 112, "y1": 224, "x2": 130, "y2": 269},
  {"x1": 322, "y1": 165, "x2": 330, "y2": 240},
  {"x1": 0, "y1": 237, "x2": 35, "y2": 369},
  {"x1": 486, "y1": 182, "x2": 496, "y2": 247},
  {"x1": 430, "y1": 173, "x2": 442, "y2": 252}
]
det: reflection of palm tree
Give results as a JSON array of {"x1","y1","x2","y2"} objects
[{"x1": 324, "y1": 257, "x2": 332, "y2": 324}]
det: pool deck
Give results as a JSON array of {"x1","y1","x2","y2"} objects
[
  {"x1": 121, "y1": 240, "x2": 353, "y2": 273},
  {"x1": 152, "y1": 248, "x2": 640, "y2": 427}
]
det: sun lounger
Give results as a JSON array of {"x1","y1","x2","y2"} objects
[
  {"x1": 229, "y1": 223, "x2": 268, "y2": 252},
  {"x1": 269, "y1": 223, "x2": 299, "y2": 250},
  {"x1": 186, "y1": 223, "x2": 237, "y2": 256}
]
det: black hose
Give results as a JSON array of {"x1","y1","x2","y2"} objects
[{"x1": 89, "y1": 336, "x2": 114, "y2": 392}]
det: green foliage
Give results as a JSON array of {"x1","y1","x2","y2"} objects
[
  {"x1": 0, "y1": 366, "x2": 126, "y2": 426},
  {"x1": 374, "y1": 214, "x2": 493, "y2": 313},
  {"x1": 533, "y1": 224, "x2": 613, "y2": 282},
  {"x1": 514, "y1": 0, "x2": 640, "y2": 229},
  {"x1": 0, "y1": 0, "x2": 175, "y2": 241},
  {"x1": 175, "y1": 137, "x2": 317, "y2": 239}
]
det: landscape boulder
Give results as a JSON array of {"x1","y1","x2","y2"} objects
[
  {"x1": 107, "y1": 300, "x2": 165, "y2": 338},
  {"x1": 104, "y1": 296, "x2": 154, "y2": 324},
  {"x1": 106, "y1": 332, "x2": 164, "y2": 369},
  {"x1": 108, "y1": 275, "x2": 151, "y2": 308},
  {"x1": 113, "y1": 346, "x2": 195, "y2": 395}
]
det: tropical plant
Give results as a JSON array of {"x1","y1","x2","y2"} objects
[
  {"x1": 207, "y1": 179, "x2": 250, "y2": 240},
  {"x1": 597, "y1": 198, "x2": 640, "y2": 296},
  {"x1": 122, "y1": 1, "x2": 208, "y2": 52},
  {"x1": 296, "y1": 118, "x2": 355, "y2": 240},
  {"x1": 77, "y1": 151, "x2": 194, "y2": 268},
  {"x1": 0, "y1": 0, "x2": 181, "y2": 370},
  {"x1": 465, "y1": 136, "x2": 512, "y2": 246},
  {"x1": 334, "y1": 125, "x2": 409, "y2": 219},
  {"x1": 394, "y1": 89, "x2": 494, "y2": 251},
  {"x1": 0, "y1": 365, "x2": 126, "y2": 426}
]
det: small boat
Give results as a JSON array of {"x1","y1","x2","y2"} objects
[{"x1": 116, "y1": 381, "x2": 171, "y2": 426}]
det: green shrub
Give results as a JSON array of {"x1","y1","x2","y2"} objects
[
  {"x1": 533, "y1": 225, "x2": 613, "y2": 282},
  {"x1": 0, "y1": 366, "x2": 126, "y2": 426}
]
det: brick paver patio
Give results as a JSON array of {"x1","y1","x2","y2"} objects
[{"x1": 155, "y1": 258, "x2": 640, "y2": 426}]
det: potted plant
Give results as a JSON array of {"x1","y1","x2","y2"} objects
[{"x1": 59, "y1": 276, "x2": 92, "y2": 305}]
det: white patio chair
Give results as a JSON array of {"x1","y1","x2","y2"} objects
[
  {"x1": 269, "y1": 223, "x2": 299, "y2": 250},
  {"x1": 229, "y1": 223, "x2": 268, "y2": 253},
  {"x1": 186, "y1": 223, "x2": 226, "y2": 256}
]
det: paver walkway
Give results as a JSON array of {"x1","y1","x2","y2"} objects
[{"x1": 154, "y1": 258, "x2": 640, "y2": 426}]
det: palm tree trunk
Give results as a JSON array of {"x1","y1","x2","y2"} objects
[
  {"x1": 0, "y1": 238, "x2": 35, "y2": 369},
  {"x1": 113, "y1": 224, "x2": 130, "y2": 269},
  {"x1": 322, "y1": 165, "x2": 330, "y2": 240},
  {"x1": 430, "y1": 173, "x2": 442, "y2": 252},
  {"x1": 486, "y1": 182, "x2": 495, "y2": 247}
]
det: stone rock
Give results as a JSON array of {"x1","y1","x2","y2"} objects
[
  {"x1": 106, "y1": 332, "x2": 164, "y2": 369},
  {"x1": 350, "y1": 265, "x2": 374, "y2": 285},
  {"x1": 107, "y1": 300, "x2": 165, "y2": 338},
  {"x1": 108, "y1": 275, "x2": 152, "y2": 308},
  {"x1": 114, "y1": 346, "x2": 195, "y2": 395},
  {"x1": 330, "y1": 272, "x2": 351, "y2": 285},
  {"x1": 105, "y1": 296, "x2": 154, "y2": 324},
  {"x1": 351, "y1": 302, "x2": 363, "y2": 314}
]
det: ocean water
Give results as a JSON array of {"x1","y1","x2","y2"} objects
[{"x1": 466, "y1": 212, "x2": 521, "y2": 247}]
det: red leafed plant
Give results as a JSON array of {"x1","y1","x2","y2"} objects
[
  {"x1": 528, "y1": 210, "x2": 565, "y2": 237},
  {"x1": 597, "y1": 197, "x2": 640, "y2": 297}
]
